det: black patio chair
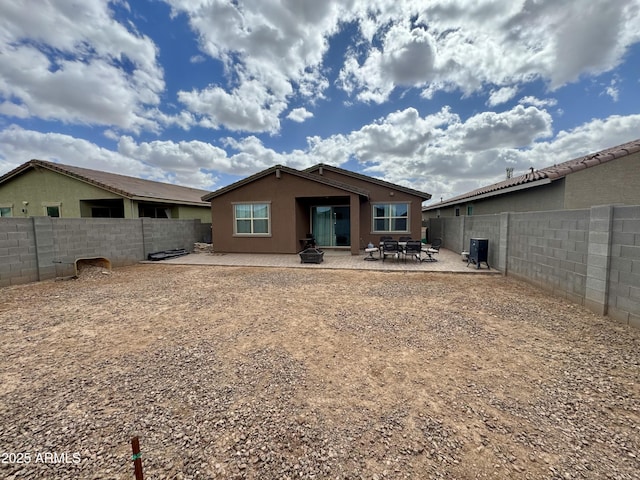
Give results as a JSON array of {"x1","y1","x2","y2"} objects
[
  {"x1": 303, "y1": 233, "x2": 317, "y2": 249},
  {"x1": 381, "y1": 240, "x2": 400, "y2": 262},
  {"x1": 430, "y1": 238, "x2": 442, "y2": 253},
  {"x1": 402, "y1": 240, "x2": 422, "y2": 262},
  {"x1": 378, "y1": 235, "x2": 393, "y2": 258},
  {"x1": 420, "y1": 237, "x2": 441, "y2": 262}
]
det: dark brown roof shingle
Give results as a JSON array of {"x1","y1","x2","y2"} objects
[{"x1": 201, "y1": 164, "x2": 371, "y2": 201}]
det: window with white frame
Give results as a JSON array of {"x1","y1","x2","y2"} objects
[
  {"x1": 43, "y1": 203, "x2": 61, "y2": 217},
  {"x1": 234, "y1": 202, "x2": 270, "y2": 235},
  {"x1": 0, "y1": 205, "x2": 12, "y2": 217},
  {"x1": 372, "y1": 203, "x2": 409, "y2": 233}
]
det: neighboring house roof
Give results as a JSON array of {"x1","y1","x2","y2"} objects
[
  {"x1": 423, "y1": 138, "x2": 640, "y2": 211},
  {"x1": 304, "y1": 163, "x2": 432, "y2": 201},
  {"x1": 201, "y1": 164, "x2": 372, "y2": 201},
  {"x1": 0, "y1": 159, "x2": 210, "y2": 206}
]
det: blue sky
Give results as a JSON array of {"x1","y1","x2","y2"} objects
[{"x1": 1, "y1": 0, "x2": 639, "y2": 205}]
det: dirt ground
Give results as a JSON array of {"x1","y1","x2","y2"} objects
[{"x1": 0, "y1": 263, "x2": 639, "y2": 480}]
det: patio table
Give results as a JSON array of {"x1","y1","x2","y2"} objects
[{"x1": 379, "y1": 241, "x2": 434, "y2": 262}]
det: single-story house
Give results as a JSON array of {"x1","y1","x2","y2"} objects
[
  {"x1": 201, "y1": 164, "x2": 431, "y2": 255},
  {"x1": 0, "y1": 159, "x2": 211, "y2": 221},
  {"x1": 423, "y1": 138, "x2": 640, "y2": 219}
]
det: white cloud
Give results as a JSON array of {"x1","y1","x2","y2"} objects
[
  {"x1": 167, "y1": 0, "x2": 345, "y2": 132},
  {"x1": 3, "y1": 104, "x2": 640, "y2": 204},
  {"x1": 605, "y1": 86, "x2": 620, "y2": 102},
  {"x1": 602, "y1": 76, "x2": 621, "y2": 102},
  {"x1": 4, "y1": 0, "x2": 634, "y2": 136},
  {"x1": 487, "y1": 86, "x2": 518, "y2": 107},
  {"x1": 178, "y1": 80, "x2": 287, "y2": 134},
  {"x1": 0, "y1": 126, "x2": 219, "y2": 189},
  {"x1": 287, "y1": 108, "x2": 314, "y2": 123},
  {"x1": 338, "y1": 0, "x2": 640, "y2": 102},
  {"x1": 0, "y1": 125, "x2": 160, "y2": 179},
  {"x1": 117, "y1": 135, "x2": 228, "y2": 183},
  {"x1": 0, "y1": 101, "x2": 29, "y2": 118},
  {"x1": 0, "y1": 0, "x2": 164, "y2": 132},
  {"x1": 459, "y1": 106, "x2": 553, "y2": 152},
  {"x1": 204, "y1": 103, "x2": 556, "y2": 194},
  {"x1": 1, "y1": 0, "x2": 638, "y2": 138},
  {"x1": 519, "y1": 96, "x2": 558, "y2": 108},
  {"x1": 340, "y1": 21, "x2": 438, "y2": 103}
]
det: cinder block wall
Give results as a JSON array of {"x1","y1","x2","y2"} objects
[
  {"x1": 0, "y1": 218, "x2": 38, "y2": 287},
  {"x1": 48, "y1": 218, "x2": 145, "y2": 277},
  {"x1": 609, "y1": 206, "x2": 640, "y2": 327},
  {"x1": 508, "y1": 209, "x2": 590, "y2": 305},
  {"x1": 428, "y1": 205, "x2": 640, "y2": 327},
  {"x1": 0, "y1": 218, "x2": 210, "y2": 285},
  {"x1": 464, "y1": 215, "x2": 501, "y2": 268},
  {"x1": 142, "y1": 218, "x2": 202, "y2": 257},
  {"x1": 440, "y1": 217, "x2": 463, "y2": 252}
]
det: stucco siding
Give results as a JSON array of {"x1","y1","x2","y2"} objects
[
  {"x1": 424, "y1": 180, "x2": 565, "y2": 219},
  {"x1": 469, "y1": 181, "x2": 565, "y2": 215},
  {"x1": 210, "y1": 168, "x2": 426, "y2": 254},
  {"x1": 0, "y1": 168, "x2": 210, "y2": 220},
  {"x1": 0, "y1": 168, "x2": 121, "y2": 217},
  {"x1": 211, "y1": 170, "x2": 359, "y2": 253},
  {"x1": 316, "y1": 169, "x2": 424, "y2": 241},
  {"x1": 564, "y1": 151, "x2": 640, "y2": 209},
  {"x1": 175, "y1": 205, "x2": 212, "y2": 222}
]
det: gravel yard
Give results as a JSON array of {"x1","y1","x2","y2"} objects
[{"x1": 1, "y1": 263, "x2": 639, "y2": 480}]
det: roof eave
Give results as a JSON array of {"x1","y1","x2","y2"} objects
[
  {"x1": 423, "y1": 178, "x2": 553, "y2": 211},
  {"x1": 201, "y1": 165, "x2": 371, "y2": 201},
  {"x1": 131, "y1": 196, "x2": 209, "y2": 207},
  {"x1": 305, "y1": 163, "x2": 431, "y2": 200}
]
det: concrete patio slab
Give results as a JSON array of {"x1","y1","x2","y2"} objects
[{"x1": 152, "y1": 248, "x2": 500, "y2": 274}]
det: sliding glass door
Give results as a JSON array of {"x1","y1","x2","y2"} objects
[{"x1": 311, "y1": 206, "x2": 350, "y2": 247}]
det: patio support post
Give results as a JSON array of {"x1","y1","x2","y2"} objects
[{"x1": 350, "y1": 194, "x2": 360, "y2": 255}]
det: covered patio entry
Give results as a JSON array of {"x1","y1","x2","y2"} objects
[
  {"x1": 296, "y1": 194, "x2": 361, "y2": 254},
  {"x1": 311, "y1": 205, "x2": 350, "y2": 247}
]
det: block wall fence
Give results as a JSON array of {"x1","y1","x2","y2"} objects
[
  {"x1": 428, "y1": 204, "x2": 640, "y2": 328},
  {"x1": 0, "y1": 217, "x2": 211, "y2": 287}
]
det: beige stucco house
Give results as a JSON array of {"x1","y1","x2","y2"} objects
[
  {"x1": 0, "y1": 159, "x2": 211, "y2": 221},
  {"x1": 423, "y1": 138, "x2": 640, "y2": 219}
]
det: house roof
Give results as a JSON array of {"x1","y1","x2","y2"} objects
[
  {"x1": 201, "y1": 164, "x2": 372, "y2": 201},
  {"x1": 423, "y1": 138, "x2": 640, "y2": 211},
  {"x1": 304, "y1": 163, "x2": 431, "y2": 201},
  {"x1": 0, "y1": 159, "x2": 210, "y2": 206}
]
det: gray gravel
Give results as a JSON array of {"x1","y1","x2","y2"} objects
[{"x1": 0, "y1": 264, "x2": 639, "y2": 479}]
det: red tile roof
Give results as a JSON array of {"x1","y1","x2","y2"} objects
[{"x1": 424, "y1": 138, "x2": 640, "y2": 210}]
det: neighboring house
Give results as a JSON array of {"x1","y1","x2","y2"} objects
[
  {"x1": 0, "y1": 159, "x2": 211, "y2": 221},
  {"x1": 201, "y1": 164, "x2": 431, "y2": 255},
  {"x1": 423, "y1": 138, "x2": 640, "y2": 219}
]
